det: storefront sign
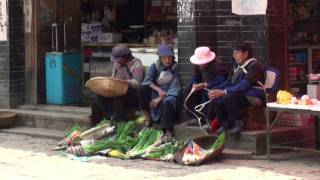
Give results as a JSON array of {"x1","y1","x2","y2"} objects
[
  {"x1": 24, "y1": 0, "x2": 32, "y2": 33},
  {"x1": 232, "y1": 0, "x2": 267, "y2": 15},
  {"x1": 0, "y1": 0, "x2": 7, "y2": 41}
]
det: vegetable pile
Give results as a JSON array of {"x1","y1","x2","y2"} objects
[{"x1": 58, "y1": 117, "x2": 225, "y2": 165}]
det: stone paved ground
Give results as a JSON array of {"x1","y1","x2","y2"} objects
[{"x1": 0, "y1": 132, "x2": 320, "y2": 180}]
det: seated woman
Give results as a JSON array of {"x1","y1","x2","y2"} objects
[
  {"x1": 208, "y1": 42, "x2": 265, "y2": 135},
  {"x1": 138, "y1": 44, "x2": 182, "y2": 140},
  {"x1": 185, "y1": 46, "x2": 227, "y2": 121},
  {"x1": 91, "y1": 45, "x2": 144, "y2": 126}
]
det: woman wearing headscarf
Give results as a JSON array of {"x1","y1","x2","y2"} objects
[
  {"x1": 138, "y1": 44, "x2": 182, "y2": 140},
  {"x1": 91, "y1": 45, "x2": 144, "y2": 125}
]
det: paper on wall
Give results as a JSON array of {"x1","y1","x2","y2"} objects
[
  {"x1": 232, "y1": 0, "x2": 267, "y2": 15},
  {"x1": 0, "y1": 0, "x2": 7, "y2": 41},
  {"x1": 24, "y1": 0, "x2": 32, "y2": 33}
]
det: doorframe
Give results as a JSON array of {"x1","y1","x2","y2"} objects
[{"x1": 25, "y1": 0, "x2": 39, "y2": 104}]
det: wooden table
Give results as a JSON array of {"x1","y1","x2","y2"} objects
[{"x1": 266, "y1": 103, "x2": 320, "y2": 159}]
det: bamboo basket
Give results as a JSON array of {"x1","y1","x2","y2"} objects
[
  {"x1": 174, "y1": 135, "x2": 225, "y2": 165},
  {"x1": 0, "y1": 111, "x2": 17, "y2": 128},
  {"x1": 85, "y1": 77, "x2": 128, "y2": 97}
]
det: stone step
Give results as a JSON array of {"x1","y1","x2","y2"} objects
[
  {"x1": 18, "y1": 104, "x2": 91, "y2": 115},
  {"x1": 1, "y1": 105, "x2": 315, "y2": 155},
  {"x1": 0, "y1": 127, "x2": 65, "y2": 140},
  {"x1": 0, "y1": 126, "x2": 256, "y2": 159},
  {"x1": 0, "y1": 108, "x2": 91, "y2": 131},
  {"x1": 225, "y1": 125, "x2": 315, "y2": 155},
  {"x1": 175, "y1": 122, "x2": 315, "y2": 155}
]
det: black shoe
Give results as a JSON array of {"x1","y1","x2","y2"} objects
[
  {"x1": 229, "y1": 121, "x2": 244, "y2": 135},
  {"x1": 216, "y1": 126, "x2": 226, "y2": 135}
]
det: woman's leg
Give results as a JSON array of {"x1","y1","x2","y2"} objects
[
  {"x1": 223, "y1": 93, "x2": 251, "y2": 134},
  {"x1": 161, "y1": 99, "x2": 176, "y2": 135},
  {"x1": 137, "y1": 85, "x2": 152, "y2": 126},
  {"x1": 112, "y1": 96, "x2": 127, "y2": 121},
  {"x1": 213, "y1": 96, "x2": 230, "y2": 130},
  {"x1": 91, "y1": 94, "x2": 112, "y2": 126},
  {"x1": 137, "y1": 85, "x2": 151, "y2": 111}
]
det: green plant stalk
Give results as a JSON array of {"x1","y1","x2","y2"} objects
[
  {"x1": 65, "y1": 124, "x2": 82, "y2": 137},
  {"x1": 211, "y1": 132, "x2": 226, "y2": 150},
  {"x1": 127, "y1": 128, "x2": 161, "y2": 157}
]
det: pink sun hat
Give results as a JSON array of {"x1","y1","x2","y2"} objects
[{"x1": 190, "y1": 46, "x2": 216, "y2": 65}]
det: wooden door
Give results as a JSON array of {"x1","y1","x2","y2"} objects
[
  {"x1": 25, "y1": 0, "x2": 81, "y2": 104},
  {"x1": 267, "y1": 0, "x2": 289, "y2": 90}
]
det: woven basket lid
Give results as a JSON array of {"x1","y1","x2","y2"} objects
[{"x1": 85, "y1": 77, "x2": 129, "y2": 97}]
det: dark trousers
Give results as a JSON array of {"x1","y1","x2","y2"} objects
[
  {"x1": 91, "y1": 88, "x2": 139, "y2": 126},
  {"x1": 185, "y1": 89, "x2": 216, "y2": 121},
  {"x1": 213, "y1": 93, "x2": 251, "y2": 129},
  {"x1": 137, "y1": 85, "x2": 177, "y2": 132},
  {"x1": 137, "y1": 85, "x2": 152, "y2": 111}
]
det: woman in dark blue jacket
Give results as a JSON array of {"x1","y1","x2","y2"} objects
[{"x1": 208, "y1": 42, "x2": 265, "y2": 135}]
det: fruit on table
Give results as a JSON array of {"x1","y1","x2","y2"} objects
[
  {"x1": 292, "y1": 95, "x2": 319, "y2": 106},
  {"x1": 298, "y1": 100, "x2": 308, "y2": 105},
  {"x1": 277, "y1": 90, "x2": 293, "y2": 104},
  {"x1": 301, "y1": 95, "x2": 310, "y2": 101},
  {"x1": 291, "y1": 96, "x2": 298, "y2": 104}
]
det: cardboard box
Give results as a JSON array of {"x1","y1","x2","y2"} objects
[
  {"x1": 81, "y1": 32, "x2": 91, "y2": 42},
  {"x1": 81, "y1": 23, "x2": 105, "y2": 33},
  {"x1": 307, "y1": 84, "x2": 320, "y2": 99},
  {"x1": 90, "y1": 22, "x2": 104, "y2": 33},
  {"x1": 98, "y1": 33, "x2": 122, "y2": 43},
  {"x1": 81, "y1": 23, "x2": 92, "y2": 33}
]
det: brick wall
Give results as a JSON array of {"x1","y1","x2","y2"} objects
[
  {"x1": 208, "y1": 0, "x2": 268, "y2": 65},
  {"x1": 0, "y1": 0, "x2": 25, "y2": 108},
  {"x1": 177, "y1": 0, "x2": 268, "y2": 87},
  {"x1": 177, "y1": 0, "x2": 197, "y2": 88},
  {"x1": 0, "y1": 40, "x2": 10, "y2": 107}
]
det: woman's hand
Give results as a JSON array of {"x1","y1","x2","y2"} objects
[
  {"x1": 157, "y1": 89, "x2": 167, "y2": 99},
  {"x1": 192, "y1": 83, "x2": 207, "y2": 91},
  {"x1": 150, "y1": 83, "x2": 167, "y2": 98},
  {"x1": 150, "y1": 96, "x2": 163, "y2": 109},
  {"x1": 208, "y1": 89, "x2": 225, "y2": 100}
]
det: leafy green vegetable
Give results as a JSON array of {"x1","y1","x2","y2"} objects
[
  {"x1": 126, "y1": 128, "x2": 161, "y2": 158},
  {"x1": 83, "y1": 139, "x2": 125, "y2": 155},
  {"x1": 118, "y1": 121, "x2": 135, "y2": 141},
  {"x1": 143, "y1": 140, "x2": 182, "y2": 159},
  {"x1": 82, "y1": 121, "x2": 138, "y2": 155},
  {"x1": 96, "y1": 118, "x2": 111, "y2": 127},
  {"x1": 65, "y1": 124, "x2": 82, "y2": 137},
  {"x1": 211, "y1": 132, "x2": 225, "y2": 150}
]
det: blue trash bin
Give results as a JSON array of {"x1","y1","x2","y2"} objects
[{"x1": 45, "y1": 51, "x2": 82, "y2": 105}]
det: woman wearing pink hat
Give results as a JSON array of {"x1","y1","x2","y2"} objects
[{"x1": 186, "y1": 46, "x2": 227, "y2": 121}]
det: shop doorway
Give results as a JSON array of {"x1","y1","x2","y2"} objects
[
  {"x1": 26, "y1": 0, "x2": 178, "y2": 105},
  {"x1": 268, "y1": 0, "x2": 320, "y2": 96},
  {"x1": 25, "y1": 0, "x2": 81, "y2": 104}
]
